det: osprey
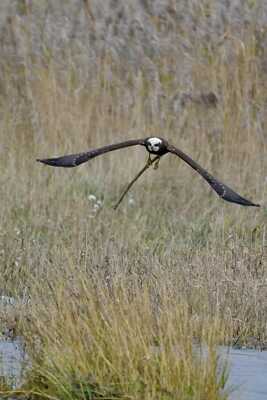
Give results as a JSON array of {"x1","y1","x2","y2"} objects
[{"x1": 37, "y1": 137, "x2": 260, "y2": 208}]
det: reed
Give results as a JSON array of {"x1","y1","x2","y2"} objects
[{"x1": 0, "y1": 2, "x2": 266, "y2": 398}]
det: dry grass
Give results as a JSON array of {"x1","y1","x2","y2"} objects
[
  {"x1": 0, "y1": 2, "x2": 267, "y2": 399},
  {"x1": 13, "y1": 274, "x2": 230, "y2": 400}
]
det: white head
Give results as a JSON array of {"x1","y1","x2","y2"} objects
[{"x1": 146, "y1": 137, "x2": 163, "y2": 153}]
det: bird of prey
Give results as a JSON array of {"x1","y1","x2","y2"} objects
[{"x1": 37, "y1": 137, "x2": 260, "y2": 208}]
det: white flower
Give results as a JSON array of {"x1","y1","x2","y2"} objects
[
  {"x1": 88, "y1": 194, "x2": 97, "y2": 202},
  {"x1": 0, "y1": 296, "x2": 15, "y2": 306}
]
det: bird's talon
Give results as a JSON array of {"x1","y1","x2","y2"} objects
[
  {"x1": 146, "y1": 155, "x2": 152, "y2": 167},
  {"x1": 153, "y1": 159, "x2": 160, "y2": 170}
]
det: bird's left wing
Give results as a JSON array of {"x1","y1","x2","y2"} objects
[
  {"x1": 167, "y1": 144, "x2": 260, "y2": 207},
  {"x1": 37, "y1": 139, "x2": 145, "y2": 168}
]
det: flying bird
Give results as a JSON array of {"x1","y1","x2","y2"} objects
[{"x1": 37, "y1": 137, "x2": 260, "y2": 207}]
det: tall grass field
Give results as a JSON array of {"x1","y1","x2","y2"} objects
[{"x1": 0, "y1": 1, "x2": 266, "y2": 399}]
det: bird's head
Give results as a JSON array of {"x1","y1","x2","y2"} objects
[{"x1": 144, "y1": 137, "x2": 169, "y2": 155}]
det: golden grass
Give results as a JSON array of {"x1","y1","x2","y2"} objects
[
  {"x1": 0, "y1": 15, "x2": 266, "y2": 399},
  {"x1": 17, "y1": 276, "x2": 229, "y2": 400}
]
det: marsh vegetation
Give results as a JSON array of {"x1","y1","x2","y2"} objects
[{"x1": 0, "y1": 1, "x2": 266, "y2": 399}]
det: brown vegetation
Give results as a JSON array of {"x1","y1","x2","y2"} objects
[{"x1": 0, "y1": 1, "x2": 266, "y2": 399}]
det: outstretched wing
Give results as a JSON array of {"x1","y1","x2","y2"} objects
[
  {"x1": 167, "y1": 144, "x2": 260, "y2": 207},
  {"x1": 37, "y1": 139, "x2": 145, "y2": 168}
]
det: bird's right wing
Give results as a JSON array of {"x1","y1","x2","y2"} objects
[
  {"x1": 37, "y1": 139, "x2": 145, "y2": 168},
  {"x1": 167, "y1": 144, "x2": 260, "y2": 207}
]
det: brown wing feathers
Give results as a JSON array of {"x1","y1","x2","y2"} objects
[
  {"x1": 37, "y1": 138, "x2": 259, "y2": 207},
  {"x1": 37, "y1": 139, "x2": 145, "y2": 168},
  {"x1": 167, "y1": 144, "x2": 259, "y2": 207}
]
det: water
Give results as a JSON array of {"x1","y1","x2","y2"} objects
[
  {"x1": 223, "y1": 347, "x2": 267, "y2": 400},
  {"x1": 0, "y1": 338, "x2": 266, "y2": 399},
  {"x1": 228, "y1": 349, "x2": 267, "y2": 400},
  {"x1": 0, "y1": 337, "x2": 27, "y2": 389}
]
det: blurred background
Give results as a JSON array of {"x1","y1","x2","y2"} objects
[
  {"x1": 0, "y1": 0, "x2": 266, "y2": 307},
  {"x1": 1, "y1": 0, "x2": 266, "y2": 334},
  {"x1": 0, "y1": 2, "x2": 266, "y2": 397}
]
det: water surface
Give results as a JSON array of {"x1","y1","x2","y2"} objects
[
  {"x1": 0, "y1": 337, "x2": 27, "y2": 388},
  {"x1": 0, "y1": 338, "x2": 267, "y2": 399},
  {"x1": 222, "y1": 347, "x2": 267, "y2": 400}
]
